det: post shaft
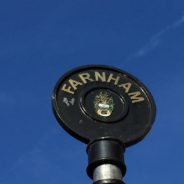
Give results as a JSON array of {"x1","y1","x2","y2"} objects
[{"x1": 86, "y1": 139, "x2": 126, "y2": 184}]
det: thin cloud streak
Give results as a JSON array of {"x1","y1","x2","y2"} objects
[{"x1": 126, "y1": 16, "x2": 184, "y2": 61}]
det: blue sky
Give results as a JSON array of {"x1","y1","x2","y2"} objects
[{"x1": 0, "y1": 0, "x2": 184, "y2": 183}]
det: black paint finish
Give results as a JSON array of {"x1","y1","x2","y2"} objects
[{"x1": 52, "y1": 65, "x2": 156, "y2": 147}]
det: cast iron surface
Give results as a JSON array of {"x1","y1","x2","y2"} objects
[{"x1": 52, "y1": 65, "x2": 156, "y2": 147}]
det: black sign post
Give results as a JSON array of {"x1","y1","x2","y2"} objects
[{"x1": 52, "y1": 65, "x2": 156, "y2": 184}]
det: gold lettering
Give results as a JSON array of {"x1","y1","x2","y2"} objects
[
  {"x1": 119, "y1": 83, "x2": 132, "y2": 93},
  {"x1": 107, "y1": 73, "x2": 120, "y2": 85},
  {"x1": 61, "y1": 84, "x2": 74, "y2": 94},
  {"x1": 95, "y1": 71, "x2": 106, "y2": 82},
  {"x1": 128, "y1": 91, "x2": 145, "y2": 103},
  {"x1": 79, "y1": 73, "x2": 94, "y2": 84},
  {"x1": 69, "y1": 79, "x2": 83, "y2": 90}
]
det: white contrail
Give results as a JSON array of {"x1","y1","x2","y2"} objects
[{"x1": 126, "y1": 16, "x2": 184, "y2": 61}]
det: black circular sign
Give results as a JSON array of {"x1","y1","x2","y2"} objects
[{"x1": 52, "y1": 65, "x2": 156, "y2": 147}]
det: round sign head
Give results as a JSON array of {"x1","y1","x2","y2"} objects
[{"x1": 52, "y1": 65, "x2": 156, "y2": 147}]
